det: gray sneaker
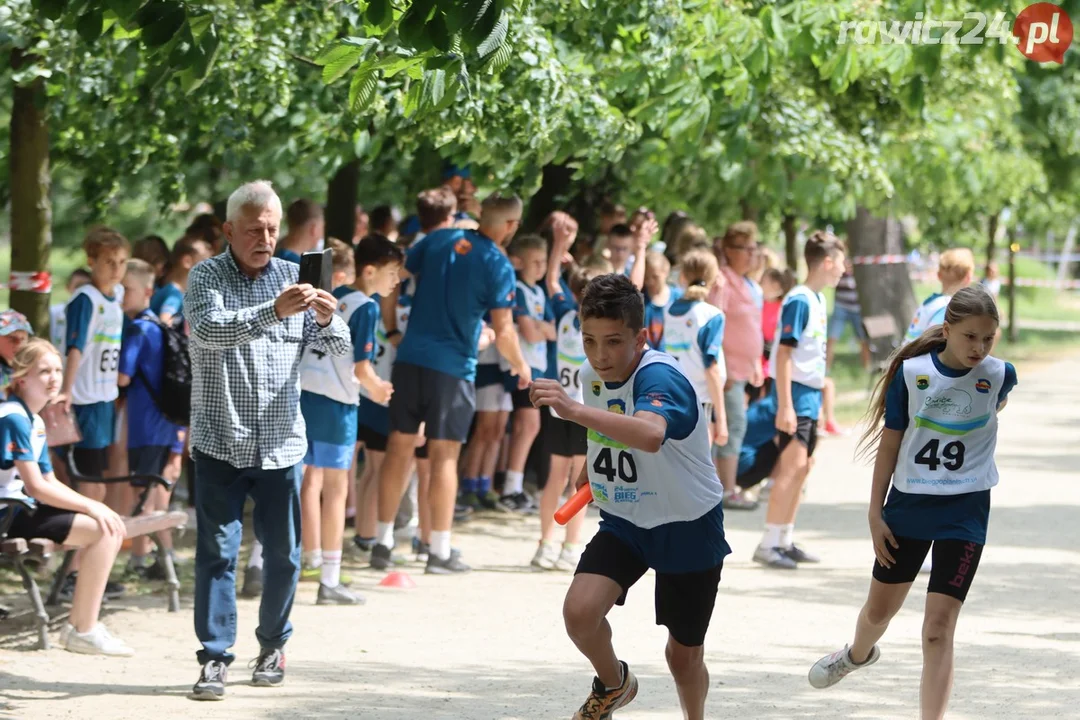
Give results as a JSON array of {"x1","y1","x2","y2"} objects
[
  {"x1": 316, "y1": 583, "x2": 366, "y2": 605},
  {"x1": 425, "y1": 552, "x2": 471, "y2": 574},
  {"x1": 752, "y1": 545, "x2": 798, "y2": 570},
  {"x1": 190, "y1": 660, "x2": 228, "y2": 701},
  {"x1": 809, "y1": 644, "x2": 881, "y2": 689},
  {"x1": 241, "y1": 566, "x2": 263, "y2": 598}
]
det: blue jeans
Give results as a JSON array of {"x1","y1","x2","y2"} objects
[{"x1": 193, "y1": 449, "x2": 302, "y2": 666}]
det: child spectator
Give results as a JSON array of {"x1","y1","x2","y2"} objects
[
  {"x1": 49, "y1": 269, "x2": 92, "y2": 351},
  {"x1": 643, "y1": 252, "x2": 682, "y2": 349},
  {"x1": 0, "y1": 310, "x2": 33, "y2": 396},
  {"x1": 275, "y1": 199, "x2": 324, "y2": 264},
  {"x1": 1, "y1": 339, "x2": 133, "y2": 654},
  {"x1": 61, "y1": 228, "x2": 128, "y2": 488},
  {"x1": 906, "y1": 248, "x2": 975, "y2": 341},
  {"x1": 327, "y1": 238, "x2": 356, "y2": 288},
  {"x1": 759, "y1": 268, "x2": 795, "y2": 392},
  {"x1": 117, "y1": 260, "x2": 182, "y2": 577},
  {"x1": 498, "y1": 235, "x2": 557, "y2": 512},
  {"x1": 151, "y1": 236, "x2": 212, "y2": 325},
  {"x1": 299, "y1": 234, "x2": 402, "y2": 604},
  {"x1": 132, "y1": 235, "x2": 170, "y2": 287}
]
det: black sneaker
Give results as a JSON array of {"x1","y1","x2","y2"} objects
[
  {"x1": 453, "y1": 503, "x2": 473, "y2": 523},
  {"x1": 190, "y1": 660, "x2": 228, "y2": 701},
  {"x1": 783, "y1": 544, "x2": 821, "y2": 564},
  {"x1": 250, "y1": 648, "x2": 285, "y2": 687},
  {"x1": 353, "y1": 535, "x2": 375, "y2": 553},
  {"x1": 425, "y1": 551, "x2": 471, "y2": 575},
  {"x1": 369, "y1": 543, "x2": 394, "y2": 570},
  {"x1": 412, "y1": 538, "x2": 430, "y2": 561},
  {"x1": 57, "y1": 573, "x2": 125, "y2": 603}
]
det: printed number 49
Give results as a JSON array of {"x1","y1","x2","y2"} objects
[
  {"x1": 592, "y1": 447, "x2": 637, "y2": 483},
  {"x1": 914, "y1": 439, "x2": 965, "y2": 471}
]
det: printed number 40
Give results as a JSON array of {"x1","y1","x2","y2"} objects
[
  {"x1": 914, "y1": 439, "x2": 965, "y2": 471},
  {"x1": 592, "y1": 447, "x2": 637, "y2": 483}
]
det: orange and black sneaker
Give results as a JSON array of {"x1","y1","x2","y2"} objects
[{"x1": 572, "y1": 660, "x2": 638, "y2": 719}]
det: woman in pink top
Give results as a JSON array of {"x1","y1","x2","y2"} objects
[{"x1": 709, "y1": 222, "x2": 764, "y2": 510}]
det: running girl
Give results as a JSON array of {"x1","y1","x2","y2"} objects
[{"x1": 808, "y1": 286, "x2": 1016, "y2": 720}]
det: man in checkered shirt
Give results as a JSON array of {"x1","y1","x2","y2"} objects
[{"x1": 186, "y1": 180, "x2": 349, "y2": 701}]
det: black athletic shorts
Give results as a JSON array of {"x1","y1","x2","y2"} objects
[
  {"x1": 511, "y1": 386, "x2": 532, "y2": 411},
  {"x1": 575, "y1": 531, "x2": 723, "y2": 647},
  {"x1": 736, "y1": 415, "x2": 817, "y2": 489},
  {"x1": 778, "y1": 416, "x2": 818, "y2": 457},
  {"x1": 71, "y1": 447, "x2": 109, "y2": 479},
  {"x1": 872, "y1": 537, "x2": 984, "y2": 602},
  {"x1": 5, "y1": 504, "x2": 76, "y2": 544},
  {"x1": 388, "y1": 363, "x2": 476, "y2": 442},
  {"x1": 414, "y1": 441, "x2": 428, "y2": 460},
  {"x1": 357, "y1": 424, "x2": 388, "y2": 453},
  {"x1": 128, "y1": 445, "x2": 170, "y2": 478},
  {"x1": 545, "y1": 413, "x2": 587, "y2": 457}
]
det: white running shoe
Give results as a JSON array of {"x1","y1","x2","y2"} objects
[
  {"x1": 64, "y1": 623, "x2": 134, "y2": 656},
  {"x1": 554, "y1": 544, "x2": 582, "y2": 572},
  {"x1": 808, "y1": 644, "x2": 880, "y2": 689},
  {"x1": 531, "y1": 542, "x2": 560, "y2": 570}
]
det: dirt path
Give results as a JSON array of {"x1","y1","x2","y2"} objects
[{"x1": 3, "y1": 358, "x2": 1079, "y2": 719}]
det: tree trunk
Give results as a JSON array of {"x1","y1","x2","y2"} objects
[
  {"x1": 740, "y1": 198, "x2": 758, "y2": 223},
  {"x1": 782, "y1": 214, "x2": 798, "y2": 270},
  {"x1": 9, "y1": 52, "x2": 52, "y2": 336},
  {"x1": 986, "y1": 211, "x2": 1000, "y2": 268},
  {"x1": 846, "y1": 206, "x2": 916, "y2": 353},
  {"x1": 524, "y1": 163, "x2": 574, "y2": 231},
  {"x1": 326, "y1": 159, "x2": 360, "y2": 244}
]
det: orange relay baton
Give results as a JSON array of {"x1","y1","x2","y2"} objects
[{"x1": 555, "y1": 484, "x2": 593, "y2": 525}]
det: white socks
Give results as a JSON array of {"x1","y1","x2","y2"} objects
[
  {"x1": 304, "y1": 549, "x2": 323, "y2": 569},
  {"x1": 376, "y1": 521, "x2": 395, "y2": 549},
  {"x1": 430, "y1": 530, "x2": 452, "y2": 561},
  {"x1": 760, "y1": 523, "x2": 795, "y2": 550},
  {"x1": 320, "y1": 550, "x2": 342, "y2": 588},
  {"x1": 779, "y1": 524, "x2": 795, "y2": 548},
  {"x1": 504, "y1": 470, "x2": 524, "y2": 496},
  {"x1": 248, "y1": 539, "x2": 264, "y2": 570}
]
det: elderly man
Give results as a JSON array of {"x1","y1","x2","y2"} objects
[{"x1": 186, "y1": 181, "x2": 350, "y2": 701}]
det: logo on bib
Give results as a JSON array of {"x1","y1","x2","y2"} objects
[
  {"x1": 923, "y1": 388, "x2": 972, "y2": 416},
  {"x1": 916, "y1": 375, "x2": 929, "y2": 390},
  {"x1": 534, "y1": 303, "x2": 543, "y2": 315},
  {"x1": 975, "y1": 378, "x2": 991, "y2": 394},
  {"x1": 607, "y1": 399, "x2": 626, "y2": 415},
  {"x1": 685, "y1": 318, "x2": 693, "y2": 327},
  {"x1": 591, "y1": 381, "x2": 602, "y2": 396},
  {"x1": 590, "y1": 482, "x2": 609, "y2": 502}
]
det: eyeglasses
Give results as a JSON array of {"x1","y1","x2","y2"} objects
[{"x1": 728, "y1": 245, "x2": 758, "y2": 252}]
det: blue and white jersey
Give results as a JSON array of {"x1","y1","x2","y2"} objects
[
  {"x1": 0, "y1": 399, "x2": 52, "y2": 505},
  {"x1": 768, "y1": 285, "x2": 827, "y2": 390},
  {"x1": 906, "y1": 292, "x2": 951, "y2": 341},
  {"x1": 65, "y1": 284, "x2": 124, "y2": 405},
  {"x1": 662, "y1": 299, "x2": 726, "y2": 402},
  {"x1": 582, "y1": 351, "x2": 723, "y2": 529},
  {"x1": 299, "y1": 288, "x2": 377, "y2": 406},
  {"x1": 500, "y1": 279, "x2": 551, "y2": 376}
]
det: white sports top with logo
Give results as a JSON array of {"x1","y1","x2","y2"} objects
[
  {"x1": 906, "y1": 293, "x2": 951, "y2": 341},
  {"x1": 894, "y1": 354, "x2": 1005, "y2": 496},
  {"x1": 68, "y1": 284, "x2": 123, "y2": 405},
  {"x1": 582, "y1": 351, "x2": 723, "y2": 529},
  {"x1": 299, "y1": 290, "x2": 373, "y2": 406},
  {"x1": 661, "y1": 300, "x2": 726, "y2": 402},
  {"x1": 500, "y1": 280, "x2": 548, "y2": 374},
  {"x1": 0, "y1": 401, "x2": 47, "y2": 504},
  {"x1": 551, "y1": 308, "x2": 585, "y2": 420},
  {"x1": 371, "y1": 304, "x2": 411, "y2": 407},
  {"x1": 768, "y1": 285, "x2": 827, "y2": 389}
]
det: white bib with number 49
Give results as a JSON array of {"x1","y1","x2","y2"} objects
[
  {"x1": 894, "y1": 354, "x2": 1004, "y2": 496},
  {"x1": 582, "y1": 350, "x2": 723, "y2": 529}
]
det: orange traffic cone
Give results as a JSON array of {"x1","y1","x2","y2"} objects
[{"x1": 378, "y1": 571, "x2": 416, "y2": 589}]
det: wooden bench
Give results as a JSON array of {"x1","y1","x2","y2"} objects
[
  {"x1": 0, "y1": 448, "x2": 188, "y2": 650},
  {"x1": 862, "y1": 313, "x2": 901, "y2": 390}
]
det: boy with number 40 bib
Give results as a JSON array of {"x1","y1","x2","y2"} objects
[{"x1": 530, "y1": 273, "x2": 729, "y2": 720}]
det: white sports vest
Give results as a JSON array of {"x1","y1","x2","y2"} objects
[
  {"x1": 299, "y1": 290, "x2": 373, "y2": 405},
  {"x1": 768, "y1": 286, "x2": 827, "y2": 389},
  {"x1": 894, "y1": 354, "x2": 1005, "y2": 495},
  {"x1": 582, "y1": 351, "x2": 723, "y2": 528},
  {"x1": 67, "y1": 284, "x2": 123, "y2": 405},
  {"x1": 500, "y1": 280, "x2": 548, "y2": 374},
  {"x1": 551, "y1": 309, "x2": 585, "y2": 420},
  {"x1": 371, "y1": 305, "x2": 411, "y2": 407},
  {"x1": 661, "y1": 301, "x2": 726, "y2": 402},
  {"x1": 0, "y1": 401, "x2": 47, "y2": 504},
  {"x1": 906, "y1": 294, "x2": 951, "y2": 341}
]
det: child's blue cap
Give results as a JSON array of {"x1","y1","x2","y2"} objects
[{"x1": 0, "y1": 310, "x2": 33, "y2": 337}]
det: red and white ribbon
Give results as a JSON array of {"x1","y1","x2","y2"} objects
[
  {"x1": 852, "y1": 254, "x2": 908, "y2": 265},
  {"x1": 8, "y1": 271, "x2": 52, "y2": 293}
]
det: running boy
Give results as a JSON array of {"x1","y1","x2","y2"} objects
[
  {"x1": 299, "y1": 234, "x2": 402, "y2": 605},
  {"x1": 61, "y1": 228, "x2": 129, "y2": 488},
  {"x1": 754, "y1": 230, "x2": 846, "y2": 569},
  {"x1": 530, "y1": 273, "x2": 728, "y2": 720},
  {"x1": 905, "y1": 248, "x2": 975, "y2": 341},
  {"x1": 809, "y1": 287, "x2": 1015, "y2": 720}
]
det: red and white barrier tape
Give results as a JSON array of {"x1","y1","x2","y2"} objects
[
  {"x1": 852, "y1": 254, "x2": 908, "y2": 265},
  {"x1": 7, "y1": 271, "x2": 52, "y2": 293}
]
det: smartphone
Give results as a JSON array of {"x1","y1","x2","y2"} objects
[{"x1": 298, "y1": 249, "x2": 333, "y2": 291}]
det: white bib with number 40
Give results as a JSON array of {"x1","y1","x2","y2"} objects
[
  {"x1": 894, "y1": 353, "x2": 1004, "y2": 496},
  {"x1": 582, "y1": 350, "x2": 723, "y2": 529}
]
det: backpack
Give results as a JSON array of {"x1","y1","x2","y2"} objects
[{"x1": 135, "y1": 312, "x2": 192, "y2": 427}]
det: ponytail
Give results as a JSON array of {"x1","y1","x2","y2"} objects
[{"x1": 679, "y1": 249, "x2": 718, "y2": 302}]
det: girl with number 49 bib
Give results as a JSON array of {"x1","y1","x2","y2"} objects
[{"x1": 809, "y1": 287, "x2": 1016, "y2": 719}]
